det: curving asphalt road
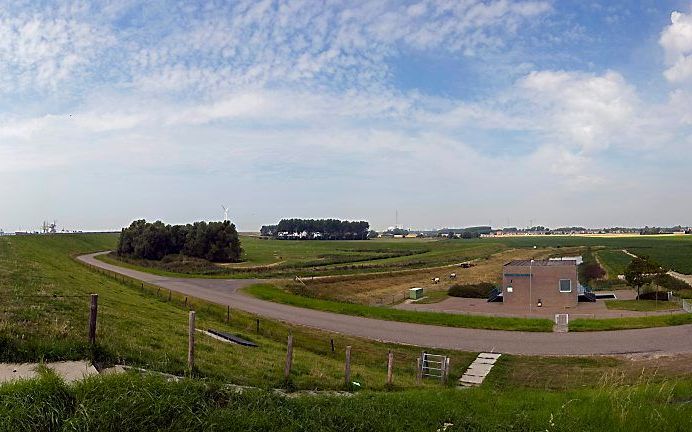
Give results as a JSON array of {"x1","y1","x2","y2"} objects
[{"x1": 78, "y1": 252, "x2": 692, "y2": 356}]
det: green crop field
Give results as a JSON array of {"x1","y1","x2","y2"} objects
[
  {"x1": 596, "y1": 249, "x2": 633, "y2": 278},
  {"x1": 489, "y1": 235, "x2": 692, "y2": 274}
]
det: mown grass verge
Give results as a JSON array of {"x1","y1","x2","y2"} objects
[
  {"x1": 570, "y1": 313, "x2": 692, "y2": 331},
  {"x1": 1, "y1": 371, "x2": 690, "y2": 432},
  {"x1": 605, "y1": 299, "x2": 682, "y2": 312},
  {"x1": 244, "y1": 284, "x2": 553, "y2": 332}
]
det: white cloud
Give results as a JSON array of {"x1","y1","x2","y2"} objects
[
  {"x1": 660, "y1": 10, "x2": 692, "y2": 84},
  {"x1": 0, "y1": 9, "x2": 113, "y2": 92},
  {"x1": 516, "y1": 70, "x2": 638, "y2": 153}
]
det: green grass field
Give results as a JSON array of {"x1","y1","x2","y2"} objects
[{"x1": 1, "y1": 371, "x2": 690, "y2": 431}]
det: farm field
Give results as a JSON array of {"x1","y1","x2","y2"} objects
[
  {"x1": 492, "y1": 235, "x2": 692, "y2": 274},
  {"x1": 595, "y1": 249, "x2": 632, "y2": 279},
  {"x1": 288, "y1": 246, "x2": 584, "y2": 304},
  {"x1": 104, "y1": 234, "x2": 692, "y2": 282},
  {"x1": 102, "y1": 236, "x2": 506, "y2": 278}
]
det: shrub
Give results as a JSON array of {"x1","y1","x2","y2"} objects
[
  {"x1": 637, "y1": 291, "x2": 670, "y2": 301},
  {"x1": 448, "y1": 283, "x2": 496, "y2": 298}
]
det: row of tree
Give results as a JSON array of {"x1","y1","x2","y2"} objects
[
  {"x1": 260, "y1": 219, "x2": 370, "y2": 240},
  {"x1": 117, "y1": 219, "x2": 242, "y2": 262}
]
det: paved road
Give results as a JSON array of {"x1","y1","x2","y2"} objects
[{"x1": 78, "y1": 252, "x2": 692, "y2": 355}]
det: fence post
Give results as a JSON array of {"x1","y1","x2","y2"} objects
[
  {"x1": 256, "y1": 318, "x2": 260, "y2": 333},
  {"x1": 188, "y1": 311, "x2": 196, "y2": 372},
  {"x1": 416, "y1": 357, "x2": 422, "y2": 384},
  {"x1": 168, "y1": 290, "x2": 172, "y2": 302},
  {"x1": 345, "y1": 346, "x2": 352, "y2": 387},
  {"x1": 88, "y1": 294, "x2": 98, "y2": 345},
  {"x1": 226, "y1": 305, "x2": 230, "y2": 323},
  {"x1": 330, "y1": 338, "x2": 335, "y2": 353},
  {"x1": 443, "y1": 357, "x2": 450, "y2": 383},
  {"x1": 387, "y1": 351, "x2": 394, "y2": 386},
  {"x1": 284, "y1": 334, "x2": 293, "y2": 380},
  {"x1": 184, "y1": 297, "x2": 188, "y2": 308}
]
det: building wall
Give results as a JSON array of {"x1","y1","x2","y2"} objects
[{"x1": 502, "y1": 264, "x2": 578, "y2": 309}]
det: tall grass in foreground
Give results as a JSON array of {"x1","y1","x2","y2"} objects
[{"x1": 0, "y1": 371, "x2": 690, "y2": 432}]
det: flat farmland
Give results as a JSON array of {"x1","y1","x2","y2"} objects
[
  {"x1": 489, "y1": 235, "x2": 692, "y2": 274},
  {"x1": 108, "y1": 236, "x2": 506, "y2": 278},
  {"x1": 293, "y1": 247, "x2": 584, "y2": 304}
]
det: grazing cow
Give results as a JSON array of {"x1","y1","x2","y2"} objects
[
  {"x1": 432, "y1": 277, "x2": 440, "y2": 284},
  {"x1": 449, "y1": 273, "x2": 457, "y2": 279}
]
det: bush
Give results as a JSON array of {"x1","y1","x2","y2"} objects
[
  {"x1": 448, "y1": 283, "x2": 496, "y2": 298},
  {"x1": 637, "y1": 291, "x2": 670, "y2": 301}
]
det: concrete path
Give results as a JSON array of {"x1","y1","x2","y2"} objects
[
  {"x1": 77, "y1": 252, "x2": 692, "y2": 356},
  {"x1": 459, "y1": 353, "x2": 501, "y2": 387},
  {"x1": 0, "y1": 361, "x2": 98, "y2": 383}
]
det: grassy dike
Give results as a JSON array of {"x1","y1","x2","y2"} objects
[
  {"x1": 245, "y1": 284, "x2": 554, "y2": 332},
  {"x1": 1, "y1": 371, "x2": 690, "y2": 432},
  {"x1": 0, "y1": 234, "x2": 476, "y2": 390}
]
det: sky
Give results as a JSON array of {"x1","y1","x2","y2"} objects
[{"x1": 1, "y1": 0, "x2": 691, "y2": 232}]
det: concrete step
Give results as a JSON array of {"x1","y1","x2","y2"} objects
[{"x1": 457, "y1": 353, "x2": 501, "y2": 388}]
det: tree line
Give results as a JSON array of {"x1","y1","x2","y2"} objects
[
  {"x1": 260, "y1": 219, "x2": 369, "y2": 240},
  {"x1": 117, "y1": 219, "x2": 242, "y2": 262}
]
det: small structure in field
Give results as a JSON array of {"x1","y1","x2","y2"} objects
[
  {"x1": 502, "y1": 260, "x2": 578, "y2": 309},
  {"x1": 409, "y1": 287, "x2": 424, "y2": 300}
]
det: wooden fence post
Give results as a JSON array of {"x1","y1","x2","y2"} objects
[
  {"x1": 284, "y1": 334, "x2": 293, "y2": 379},
  {"x1": 184, "y1": 297, "x2": 188, "y2": 308},
  {"x1": 416, "y1": 357, "x2": 422, "y2": 384},
  {"x1": 345, "y1": 346, "x2": 352, "y2": 386},
  {"x1": 226, "y1": 305, "x2": 230, "y2": 323},
  {"x1": 387, "y1": 351, "x2": 394, "y2": 386},
  {"x1": 168, "y1": 290, "x2": 172, "y2": 302},
  {"x1": 330, "y1": 338, "x2": 335, "y2": 353},
  {"x1": 188, "y1": 311, "x2": 196, "y2": 372},
  {"x1": 88, "y1": 294, "x2": 98, "y2": 345},
  {"x1": 256, "y1": 318, "x2": 260, "y2": 333}
]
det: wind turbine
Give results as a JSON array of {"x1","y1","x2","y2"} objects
[{"x1": 221, "y1": 205, "x2": 229, "y2": 222}]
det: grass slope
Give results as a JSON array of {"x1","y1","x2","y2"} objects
[
  {"x1": 245, "y1": 284, "x2": 553, "y2": 332},
  {"x1": 0, "y1": 234, "x2": 475, "y2": 390},
  {"x1": 1, "y1": 372, "x2": 690, "y2": 432}
]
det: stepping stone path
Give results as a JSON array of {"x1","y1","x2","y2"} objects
[{"x1": 458, "y1": 353, "x2": 501, "y2": 387}]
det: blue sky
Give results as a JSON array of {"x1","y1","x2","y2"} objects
[{"x1": 1, "y1": 0, "x2": 691, "y2": 232}]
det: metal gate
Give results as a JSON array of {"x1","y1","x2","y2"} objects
[
  {"x1": 554, "y1": 314, "x2": 569, "y2": 332},
  {"x1": 421, "y1": 352, "x2": 450, "y2": 381}
]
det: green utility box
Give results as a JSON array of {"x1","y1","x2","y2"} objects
[{"x1": 409, "y1": 287, "x2": 424, "y2": 300}]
